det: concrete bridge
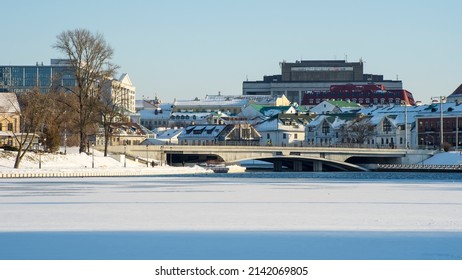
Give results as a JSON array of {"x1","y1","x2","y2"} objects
[{"x1": 107, "y1": 145, "x2": 435, "y2": 172}]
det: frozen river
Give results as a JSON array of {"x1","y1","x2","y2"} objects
[{"x1": 1, "y1": 172, "x2": 462, "y2": 259}]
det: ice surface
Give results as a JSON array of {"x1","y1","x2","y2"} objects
[{"x1": 1, "y1": 175, "x2": 461, "y2": 232}]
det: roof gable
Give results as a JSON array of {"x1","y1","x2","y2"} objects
[{"x1": 0, "y1": 92, "x2": 20, "y2": 114}]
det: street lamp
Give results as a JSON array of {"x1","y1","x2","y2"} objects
[
  {"x1": 431, "y1": 96, "x2": 446, "y2": 150},
  {"x1": 146, "y1": 144, "x2": 149, "y2": 167},
  {"x1": 401, "y1": 101, "x2": 408, "y2": 149},
  {"x1": 38, "y1": 142, "x2": 42, "y2": 169},
  {"x1": 124, "y1": 141, "x2": 127, "y2": 168},
  {"x1": 64, "y1": 126, "x2": 67, "y2": 155},
  {"x1": 92, "y1": 143, "x2": 95, "y2": 168}
]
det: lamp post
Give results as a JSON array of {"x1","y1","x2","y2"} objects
[
  {"x1": 38, "y1": 142, "x2": 42, "y2": 169},
  {"x1": 456, "y1": 116, "x2": 459, "y2": 151},
  {"x1": 124, "y1": 141, "x2": 127, "y2": 168},
  {"x1": 431, "y1": 96, "x2": 445, "y2": 150},
  {"x1": 402, "y1": 101, "x2": 408, "y2": 149},
  {"x1": 146, "y1": 144, "x2": 149, "y2": 167},
  {"x1": 92, "y1": 143, "x2": 95, "y2": 168},
  {"x1": 64, "y1": 126, "x2": 67, "y2": 155}
]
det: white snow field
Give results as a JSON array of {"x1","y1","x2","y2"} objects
[
  {"x1": 0, "y1": 175, "x2": 461, "y2": 232},
  {"x1": 1, "y1": 149, "x2": 462, "y2": 261}
]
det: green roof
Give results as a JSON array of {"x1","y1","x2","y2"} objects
[
  {"x1": 250, "y1": 104, "x2": 292, "y2": 114},
  {"x1": 327, "y1": 100, "x2": 361, "y2": 108}
]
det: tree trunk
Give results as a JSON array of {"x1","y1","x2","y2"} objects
[
  {"x1": 104, "y1": 128, "x2": 109, "y2": 157},
  {"x1": 13, "y1": 149, "x2": 22, "y2": 169},
  {"x1": 79, "y1": 102, "x2": 86, "y2": 153}
]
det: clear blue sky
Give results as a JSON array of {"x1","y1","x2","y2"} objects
[{"x1": 2, "y1": 0, "x2": 461, "y2": 102}]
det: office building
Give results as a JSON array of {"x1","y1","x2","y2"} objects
[
  {"x1": 0, "y1": 59, "x2": 76, "y2": 93},
  {"x1": 243, "y1": 60, "x2": 410, "y2": 105}
]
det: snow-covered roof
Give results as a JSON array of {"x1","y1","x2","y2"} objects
[
  {"x1": 204, "y1": 94, "x2": 290, "y2": 106},
  {"x1": 157, "y1": 128, "x2": 184, "y2": 139},
  {"x1": 179, "y1": 125, "x2": 227, "y2": 139},
  {"x1": 358, "y1": 104, "x2": 431, "y2": 125},
  {"x1": 308, "y1": 114, "x2": 354, "y2": 129},
  {"x1": 171, "y1": 112, "x2": 211, "y2": 119},
  {"x1": 0, "y1": 92, "x2": 20, "y2": 114},
  {"x1": 174, "y1": 98, "x2": 248, "y2": 108}
]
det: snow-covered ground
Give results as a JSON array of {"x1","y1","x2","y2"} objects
[
  {"x1": 421, "y1": 151, "x2": 462, "y2": 165},
  {"x1": 0, "y1": 147, "x2": 210, "y2": 176}
]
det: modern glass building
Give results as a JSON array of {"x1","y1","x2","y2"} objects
[{"x1": 0, "y1": 59, "x2": 76, "y2": 93}]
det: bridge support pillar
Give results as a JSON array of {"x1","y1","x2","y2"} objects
[
  {"x1": 274, "y1": 161, "x2": 283, "y2": 172},
  {"x1": 313, "y1": 161, "x2": 323, "y2": 172},
  {"x1": 293, "y1": 160, "x2": 303, "y2": 172}
]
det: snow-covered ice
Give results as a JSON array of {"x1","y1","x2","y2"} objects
[
  {"x1": 1, "y1": 149, "x2": 462, "y2": 260},
  {"x1": 0, "y1": 174, "x2": 461, "y2": 232}
]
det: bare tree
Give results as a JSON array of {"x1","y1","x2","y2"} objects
[
  {"x1": 341, "y1": 116, "x2": 375, "y2": 146},
  {"x1": 5, "y1": 90, "x2": 52, "y2": 168},
  {"x1": 99, "y1": 81, "x2": 129, "y2": 156},
  {"x1": 53, "y1": 28, "x2": 118, "y2": 153}
]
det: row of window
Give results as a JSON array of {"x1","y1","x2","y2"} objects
[
  {"x1": 266, "y1": 133, "x2": 299, "y2": 139},
  {"x1": 306, "y1": 137, "x2": 404, "y2": 146},
  {"x1": 307, "y1": 97, "x2": 401, "y2": 105},
  {"x1": 0, "y1": 123, "x2": 14, "y2": 131}
]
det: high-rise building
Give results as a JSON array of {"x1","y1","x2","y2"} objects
[
  {"x1": 0, "y1": 59, "x2": 76, "y2": 93},
  {"x1": 0, "y1": 59, "x2": 135, "y2": 117}
]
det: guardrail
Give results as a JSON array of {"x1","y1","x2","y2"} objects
[
  {"x1": 0, "y1": 168, "x2": 211, "y2": 179},
  {"x1": 377, "y1": 164, "x2": 462, "y2": 172}
]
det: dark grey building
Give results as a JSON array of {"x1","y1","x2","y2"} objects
[
  {"x1": 281, "y1": 60, "x2": 364, "y2": 82},
  {"x1": 243, "y1": 60, "x2": 403, "y2": 104}
]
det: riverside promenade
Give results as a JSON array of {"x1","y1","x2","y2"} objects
[
  {"x1": 0, "y1": 148, "x2": 211, "y2": 178},
  {"x1": 0, "y1": 166, "x2": 212, "y2": 178}
]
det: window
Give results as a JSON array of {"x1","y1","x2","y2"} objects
[
  {"x1": 267, "y1": 133, "x2": 270, "y2": 139},
  {"x1": 283, "y1": 134, "x2": 287, "y2": 139},
  {"x1": 7, "y1": 123, "x2": 13, "y2": 131},
  {"x1": 294, "y1": 133, "x2": 298, "y2": 139},
  {"x1": 383, "y1": 118, "x2": 392, "y2": 133},
  {"x1": 322, "y1": 122, "x2": 330, "y2": 135}
]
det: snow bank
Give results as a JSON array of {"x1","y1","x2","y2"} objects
[
  {"x1": 422, "y1": 151, "x2": 462, "y2": 165},
  {"x1": 0, "y1": 147, "x2": 211, "y2": 176}
]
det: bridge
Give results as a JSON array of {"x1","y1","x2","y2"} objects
[{"x1": 107, "y1": 145, "x2": 436, "y2": 172}]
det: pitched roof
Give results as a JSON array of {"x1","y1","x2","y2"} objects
[
  {"x1": 0, "y1": 92, "x2": 20, "y2": 114},
  {"x1": 452, "y1": 83, "x2": 462, "y2": 95}
]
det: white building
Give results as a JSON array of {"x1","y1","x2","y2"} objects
[
  {"x1": 309, "y1": 100, "x2": 362, "y2": 115},
  {"x1": 256, "y1": 113, "x2": 310, "y2": 147},
  {"x1": 103, "y1": 73, "x2": 136, "y2": 117}
]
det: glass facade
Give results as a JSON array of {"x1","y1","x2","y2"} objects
[{"x1": 0, "y1": 64, "x2": 76, "y2": 93}]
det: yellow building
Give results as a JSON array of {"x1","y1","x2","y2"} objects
[{"x1": 0, "y1": 92, "x2": 20, "y2": 147}]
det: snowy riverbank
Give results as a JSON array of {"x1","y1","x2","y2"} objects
[{"x1": 0, "y1": 147, "x2": 212, "y2": 177}]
